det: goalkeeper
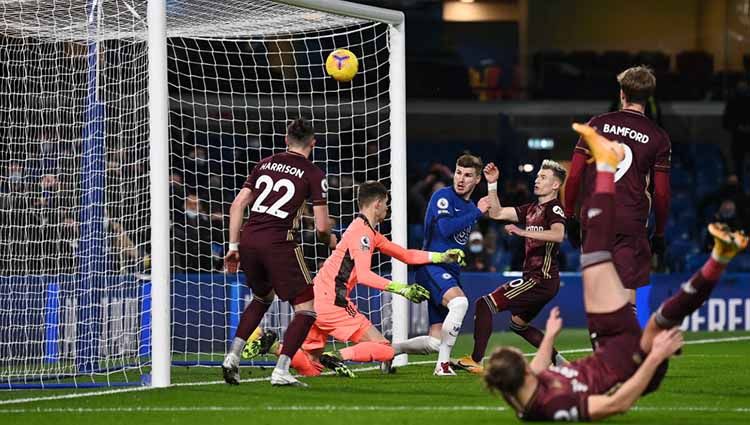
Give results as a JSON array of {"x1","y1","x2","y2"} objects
[{"x1": 245, "y1": 181, "x2": 465, "y2": 377}]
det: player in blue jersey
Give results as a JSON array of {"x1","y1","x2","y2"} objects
[{"x1": 393, "y1": 154, "x2": 489, "y2": 375}]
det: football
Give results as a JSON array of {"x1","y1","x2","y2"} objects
[{"x1": 325, "y1": 48, "x2": 358, "y2": 82}]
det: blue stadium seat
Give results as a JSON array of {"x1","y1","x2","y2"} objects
[
  {"x1": 670, "y1": 168, "x2": 693, "y2": 190},
  {"x1": 670, "y1": 190, "x2": 693, "y2": 215},
  {"x1": 668, "y1": 239, "x2": 700, "y2": 271},
  {"x1": 564, "y1": 251, "x2": 580, "y2": 272},
  {"x1": 408, "y1": 224, "x2": 424, "y2": 249},
  {"x1": 685, "y1": 252, "x2": 710, "y2": 271},
  {"x1": 492, "y1": 251, "x2": 512, "y2": 272},
  {"x1": 728, "y1": 254, "x2": 750, "y2": 273}
]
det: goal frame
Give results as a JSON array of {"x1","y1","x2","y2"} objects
[{"x1": 147, "y1": 0, "x2": 408, "y2": 388}]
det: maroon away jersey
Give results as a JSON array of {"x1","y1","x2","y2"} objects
[
  {"x1": 575, "y1": 109, "x2": 671, "y2": 235},
  {"x1": 514, "y1": 199, "x2": 566, "y2": 280},
  {"x1": 519, "y1": 364, "x2": 593, "y2": 421},
  {"x1": 242, "y1": 151, "x2": 327, "y2": 243}
]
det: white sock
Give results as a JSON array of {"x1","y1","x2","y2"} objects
[
  {"x1": 229, "y1": 337, "x2": 246, "y2": 358},
  {"x1": 275, "y1": 354, "x2": 291, "y2": 373},
  {"x1": 437, "y1": 297, "x2": 468, "y2": 365},
  {"x1": 392, "y1": 336, "x2": 440, "y2": 355}
]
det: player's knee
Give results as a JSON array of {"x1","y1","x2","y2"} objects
[
  {"x1": 447, "y1": 296, "x2": 469, "y2": 316},
  {"x1": 509, "y1": 318, "x2": 528, "y2": 334},
  {"x1": 253, "y1": 291, "x2": 275, "y2": 304}
]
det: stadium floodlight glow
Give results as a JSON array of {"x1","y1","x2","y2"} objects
[{"x1": 0, "y1": 0, "x2": 406, "y2": 389}]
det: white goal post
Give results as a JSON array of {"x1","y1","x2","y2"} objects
[{"x1": 0, "y1": 0, "x2": 406, "y2": 389}]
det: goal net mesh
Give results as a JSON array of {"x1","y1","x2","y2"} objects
[{"x1": 0, "y1": 0, "x2": 393, "y2": 387}]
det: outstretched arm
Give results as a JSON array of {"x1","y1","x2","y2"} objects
[
  {"x1": 505, "y1": 222, "x2": 565, "y2": 243},
  {"x1": 376, "y1": 236, "x2": 432, "y2": 265},
  {"x1": 224, "y1": 188, "x2": 253, "y2": 272},
  {"x1": 587, "y1": 328, "x2": 683, "y2": 421},
  {"x1": 529, "y1": 307, "x2": 562, "y2": 374},
  {"x1": 483, "y1": 163, "x2": 519, "y2": 222}
]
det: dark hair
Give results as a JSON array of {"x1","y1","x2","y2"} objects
[
  {"x1": 286, "y1": 118, "x2": 315, "y2": 146},
  {"x1": 357, "y1": 181, "x2": 388, "y2": 208},
  {"x1": 456, "y1": 154, "x2": 483, "y2": 176},
  {"x1": 617, "y1": 66, "x2": 656, "y2": 104},
  {"x1": 483, "y1": 347, "x2": 528, "y2": 395},
  {"x1": 540, "y1": 159, "x2": 567, "y2": 185}
]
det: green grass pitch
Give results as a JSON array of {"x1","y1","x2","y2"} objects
[{"x1": 1, "y1": 330, "x2": 749, "y2": 424}]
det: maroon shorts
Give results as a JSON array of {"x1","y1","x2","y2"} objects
[
  {"x1": 612, "y1": 233, "x2": 651, "y2": 289},
  {"x1": 577, "y1": 303, "x2": 643, "y2": 393},
  {"x1": 486, "y1": 277, "x2": 560, "y2": 323},
  {"x1": 239, "y1": 240, "x2": 313, "y2": 302}
]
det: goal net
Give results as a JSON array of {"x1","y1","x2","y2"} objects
[{"x1": 0, "y1": 0, "x2": 405, "y2": 389}]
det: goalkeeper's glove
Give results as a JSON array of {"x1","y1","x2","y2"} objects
[
  {"x1": 385, "y1": 281, "x2": 430, "y2": 303},
  {"x1": 430, "y1": 248, "x2": 466, "y2": 266}
]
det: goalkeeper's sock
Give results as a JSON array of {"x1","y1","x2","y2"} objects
[
  {"x1": 340, "y1": 341, "x2": 395, "y2": 362},
  {"x1": 392, "y1": 336, "x2": 440, "y2": 355},
  {"x1": 471, "y1": 297, "x2": 494, "y2": 363},
  {"x1": 437, "y1": 297, "x2": 468, "y2": 364},
  {"x1": 229, "y1": 296, "x2": 272, "y2": 357},
  {"x1": 277, "y1": 310, "x2": 316, "y2": 373}
]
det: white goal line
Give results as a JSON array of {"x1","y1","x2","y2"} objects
[{"x1": 1, "y1": 334, "x2": 748, "y2": 407}]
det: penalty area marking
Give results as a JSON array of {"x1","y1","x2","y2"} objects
[{"x1": 1, "y1": 334, "x2": 749, "y2": 407}]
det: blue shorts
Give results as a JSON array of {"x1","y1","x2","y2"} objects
[{"x1": 415, "y1": 265, "x2": 461, "y2": 325}]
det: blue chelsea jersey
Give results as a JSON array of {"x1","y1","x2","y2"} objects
[{"x1": 422, "y1": 187, "x2": 483, "y2": 275}]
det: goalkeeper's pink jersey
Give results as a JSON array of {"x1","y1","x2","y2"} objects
[{"x1": 313, "y1": 214, "x2": 432, "y2": 310}]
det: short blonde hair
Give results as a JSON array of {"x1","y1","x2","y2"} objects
[
  {"x1": 541, "y1": 159, "x2": 567, "y2": 184},
  {"x1": 617, "y1": 66, "x2": 656, "y2": 104}
]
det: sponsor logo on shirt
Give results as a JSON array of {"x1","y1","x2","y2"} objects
[
  {"x1": 552, "y1": 205, "x2": 565, "y2": 218},
  {"x1": 454, "y1": 226, "x2": 471, "y2": 245}
]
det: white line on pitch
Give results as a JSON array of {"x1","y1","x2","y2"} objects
[
  {"x1": 1, "y1": 334, "x2": 748, "y2": 407},
  {"x1": 2, "y1": 405, "x2": 750, "y2": 415},
  {"x1": 0, "y1": 405, "x2": 506, "y2": 414}
]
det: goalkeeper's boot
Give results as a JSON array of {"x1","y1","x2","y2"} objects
[
  {"x1": 242, "y1": 330, "x2": 278, "y2": 359},
  {"x1": 270, "y1": 368, "x2": 308, "y2": 388},
  {"x1": 572, "y1": 123, "x2": 624, "y2": 170},
  {"x1": 320, "y1": 352, "x2": 357, "y2": 378},
  {"x1": 433, "y1": 361, "x2": 457, "y2": 376},
  {"x1": 708, "y1": 222, "x2": 749, "y2": 262},
  {"x1": 451, "y1": 355, "x2": 483, "y2": 375},
  {"x1": 221, "y1": 352, "x2": 241, "y2": 385},
  {"x1": 380, "y1": 360, "x2": 396, "y2": 374}
]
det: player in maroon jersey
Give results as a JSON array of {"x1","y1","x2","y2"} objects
[
  {"x1": 454, "y1": 160, "x2": 568, "y2": 374},
  {"x1": 564, "y1": 66, "x2": 671, "y2": 304},
  {"x1": 483, "y1": 124, "x2": 747, "y2": 422},
  {"x1": 221, "y1": 118, "x2": 336, "y2": 387}
]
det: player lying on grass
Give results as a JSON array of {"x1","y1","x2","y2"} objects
[
  {"x1": 454, "y1": 160, "x2": 568, "y2": 374},
  {"x1": 244, "y1": 181, "x2": 465, "y2": 378},
  {"x1": 482, "y1": 123, "x2": 748, "y2": 422}
]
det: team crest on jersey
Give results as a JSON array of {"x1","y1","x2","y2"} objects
[
  {"x1": 453, "y1": 226, "x2": 472, "y2": 245},
  {"x1": 436, "y1": 197, "x2": 449, "y2": 210},
  {"x1": 360, "y1": 236, "x2": 371, "y2": 251},
  {"x1": 552, "y1": 205, "x2": 565, "y2": 218}
]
